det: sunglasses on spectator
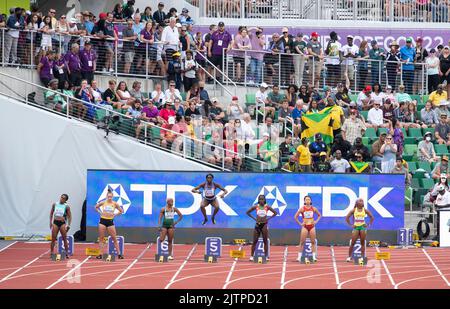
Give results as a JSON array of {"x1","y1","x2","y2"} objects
[
  {"x1": 61, "y1": 16, "x2": 66, "y2": 19},
  {"x1": 50, "y1": 11, "x2": 56, "y2": 14},
  {"x1": 386, "y1": 138, "x2": 392, "y2": 140},
  {"x1": 170, "y1": 84, "x2": 175, "y2": 87}
]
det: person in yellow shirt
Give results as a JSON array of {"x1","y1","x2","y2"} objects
[
  {"x1": 429, "y1": 84, "x2": 448, "y2": 107},
  {"x1": 296, "y1": 137, "x2": 312, "y2": 172},
  {"x1": 328, "y1": 98, "x2": 345, "y2": 136}
]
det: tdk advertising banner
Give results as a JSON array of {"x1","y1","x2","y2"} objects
[{"x1": 87, "y1": 170, "x2": 404, "y2": 230}]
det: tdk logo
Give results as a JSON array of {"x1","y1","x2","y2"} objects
[
  {"x1": 252, "y1": 186, "x2": 287, "y2": 216},
  {"x1": 97, "y1": 184, "x2": 131, "y2": 213},
  {"x1": 98, "y1": 184, "x2": 395, "y2": 218}
]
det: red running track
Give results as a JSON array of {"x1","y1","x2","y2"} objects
[{"x1": 0, "y1": 242, "x2": 449, "y2": 289}]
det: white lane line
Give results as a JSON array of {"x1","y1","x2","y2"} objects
[
  {"x1": 164, "y1": 244, "x2": 197, "y2": 289},
  {"x1": 376, "y1": 247, "x2": 396, "y2": 288},
  {"x1": 0, "y1": 249, "x2": 49, "y2": 283},
  {"x1": 0, "y1": 241, "x2": 18, "y2": 253},
  {"x1": 46, "y1": 256, "x2": 91, "y2": 289},
  {"x1": 280, "y1": 246, "x2": 288, "y2": 287},
  {"x1": 106, "y1": 244, "x2": 152, "y2": 289},
  {"x1": 222, "y1": 245, "x2": 243, "y2": 289},
  {"x1": 421, "y1": 248, "x2": 450, "y2": 286},
  {"x1": 331, "y1": 246, "x2": 340, "y2": 287}
]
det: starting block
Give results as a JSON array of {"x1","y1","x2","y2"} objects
[
  {"x1": 298, "y1": 238, "x2": 318, "y2": 262},
  {"x1": 354, "y1": 257, "x2": 368, "y2": 266},
  {"x1": 51, "y1": 252, "x2": 66, "y2": 261},
  {"x1": 107, "y1": 236, "x2": 124, "y2": 255},
  {"x1": 103, "y1": 254, "x2": 116, "y2": 262},
  {"x1": 155, "y1": 254, "x2": 169, "y2": 263},
  {"x1": 204, "y1": 237, "x2": 222, "y2": 263},
  {"x1": 350, "y1": 239, "x2": 366, "y2": 260},
  {"x1": 300, "y1": 256, "x2": 313, "y2": 264},
  {"x1": 254, "y1": 256, "x2": 267, "y2": 264},
  {"x1": 253, "y1": 238, "x2": 270, "y2": 258},
  {"x1": 58, "y1": 235, "x2": 74, "y2": 256}
]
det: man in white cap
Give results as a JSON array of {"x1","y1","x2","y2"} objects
[
  {"x1": 340, "y1": 35, "x2": 359, "y2": 89},
  {"x1": 255, "y1": 82, "x2": 271, "y2": 123},
  {"x1": 434, "y1": 100, "x2": 450, "y2": 121}
]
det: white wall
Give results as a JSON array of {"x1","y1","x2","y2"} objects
[{"x1": 0, "y1": 95, "x2": 214, "y2": 236}]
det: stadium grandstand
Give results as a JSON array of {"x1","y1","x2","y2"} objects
[{"x1": 0, "y1": 0, "x2": 449, "y2": 292}]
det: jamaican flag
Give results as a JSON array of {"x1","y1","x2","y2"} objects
[
  {"x1": 350, "y1": 161, "x2": 370, "y2": 173},
  {"x1": 301, "y1": 107, "x2": 334, "y2": 144}
]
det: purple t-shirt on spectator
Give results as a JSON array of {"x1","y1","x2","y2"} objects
[
  {"x1": 248, "y1": 31, "x2": 265, "y2": 61},
  {"x1": 210, "y1": 30, "x2": 232, "y2": 56},
  {"x1": 79, "y1": 49, "x2": 96, "y2": 72},
  {"x1": 39, "y1": 56, "x2": 54, "y2": 80},
  {"x1": 232, "y1": 34, "x2": 251, "y2": 58},
  {"x1": 64, "y1": 51, "x2": 81, "y2": 72},
  {"x1": 139, "y1": 29, "x2": 153, "y2": 48},
  {"x1": 142, "y1": 105, "x2": 159, "y2": 119}
]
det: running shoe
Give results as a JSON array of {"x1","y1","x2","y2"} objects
[
  {"x1": 212, "y1": 217, "x2": 216, "y2": 224},
  {"x1": 346, "y1": 256, "x2": 352, "y2": 263},
  {"x1": 118, "y1": 255, "x2": 124, "y2": 259},
  {"x1": 266, "y1": 257, "x2": 270, "y2": 261},
  {"x1": 201, "y1": 218, "x2": 208, "y2": 225},
  {"x1": 168, "y1": 256, "x2": 174, "y2": 260},
  {"x1": 249, "y1": 256, "x2": 254, "y2": 261},
  {"x1": 96, "y1": 254, "x2": 103, "y2": 259},
  {"x1": 312, "y1": 257, "x2": 317, "y2": 262}
]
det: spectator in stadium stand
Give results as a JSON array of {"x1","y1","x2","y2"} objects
[
  {"x1": 386, "y1": 40, "x2": 400, "y2": 90},
  {"x1": 370, "y1": 83, "x2": 386, "y2": 105},
  {"x1": 227, "y1": 96, "x2": 244, "y2": 120},
  {"x1": 173, "y1": 98, "x2": 185, "y2": 117},
  {"x1": 160, "y1": 115, "x2": 177, "y2": 149},
  {"x1": 37, "y1": 50, "x2": 55, "y2": 86},
  {"x1": 164, "y1": 80, "x2": 183, "y2": 102},
  {"x1": 380, "y1": 133, "x2": 398, "y2": 173},
  {"x1": 142, "y1": 21, "x2": 158, "y2": 75},
  {"x1": 313, "y1": 152, "x2": 331, "y2": 172},
  {"x1": 183, "y1": 50, "x2": 198, "y2": 92},
  {"x1": 328, "y1": 96, "x2": 345, "y2": 137},
  {"x1": 82, "y1": 11, "x2": 94, "y2": 34},
  {"x1": 167, "y1": 8, "x2": 178, "y2": 21},
  {"x1": 89, "y1": 80, "x2": 104, "y2": 106},
  {"x1": 298, "y1": 84, "x2": 312, "y2": 105},
  {"x1": 65, "y1": 43, "x2": 82, "y2": 87},
  {"x1": 264, "y1": 33, "x2": 284, "y2": 85},
  {"x1": 369, "y1": 40, "x2": 386, "y2": 85},
  {"x1": 53, "y1": 50, "x2": 69, "y2": 89},
  {"x1": 5, "y1": 7, "x2": 25, "y2": 64},
  {"x1": 141, "y1": 6, "x2": 154, "y2": 23},
  {"x1": 179, "y1": 25, "x2": 190, "y2": 59},
  {"x1": 209, "y1": 21, "x2": 232, "y2": 74},
  {"x1": 404, "y1": 102, "x2": 425, "y2": 128},
  {"x1": 122, "y1": 0, "x2": 136, "y2": 20},
  {"x1": 382, "y1": 98, "x2": 395, "y2": 122},
  {"x1": 421, "y1": 101, "x2": 439, "y2": 127},
  {"x1": 399, "y1": 37, "x2": 416, "y2": 94},
  {"x1": 429, "y1": 84, "x2": 448, "y2": 107},
  {"x1": 391, "y1": 157, "x2": 411, "y2": 186},
  {"x1": 260, "y1": 117, "x2": 279, "y2": 142},
  {"x1": 307, "y1": 32, "x2": 323, "y2": 89},
  {"x1": 292, "y1": 33, "x2": 307, "y2": 87},
  {"x1": 280, "y1": 27, "x2": 294, "y2": 86},
  {"x1": 434, "y1": 100, "x2": 450, "y2": 119},
  {"x1": 197, "y1": 81, "x2": 209, "y2": 103},
  {"x1": 318, "y1": 86, "x2": 332, "y2": 110},
  {"x1": 384, "y1": 85, "x2": 397, "y2": 107},
  {"x1": 307, "y1": 100, "x2": 320, "y2": 114},
  {"x1": 159, "y1": 101, "x2": 177, "y2": 125},
  {"x1": 129, "y1": 81, "x2": 149, "y2": 105},
  {"x1": 350, "y1": 151, "x2": 372, "y2": 173},
  {"x1": 436, "y1": 44, "x2": 444, "y2": 57},
  {"x1": 279, "y1": 133, "x2": 294, "y2": 159},
  {"x1": 413, "y1": 37, "x2": 428, "y2": 94},
  {"x1": 435, "y1": 113, "x2": 450, "y2": 145},
  {"x1": 209, "y1": 98, "x2": 226, "y2": 124},
  {"x1": 426, "y1": 48, "x2": 440, "y2": 93},
  {"x1": 296, "y1": 137, "x2": 312, "y2": 172},
  {"x1": 130, "y1": 14, "x2": 144, "y2": 74},
  {"x1": 325, "y1": 31, "x2": 341, "y2": 88},
  {"x1": 126, "y1": 100, "x2": 146, "y2": 139},
  {"x1": 330, "y1": 134, "x2": 352, "y2": 160},
  {"x1": 79, "y1": 40, "x2": 96, "y2": 84},
  {"x1": 179, "y1": 8, "x2": 194, "y2": 25},
  {"x1": 75, "y1": 79, "x2": 96, "y2": 119},
  {"x1": 113, "y1": 3, "x2": 125, "y2": 22},
  {"x1": 432, "y1": 155, "x2": 450, "y2": 180},
  {"x1": 142, "y1": 100, "x2": 160, "y2": 125},
  {"x1": 395, "y1": 84, "x2": 416, "y2": 105},
  {"x1": 393, "y1": 101, "x2": 407, "y2": 123},
  {"x1": 418, "y1": 132, "x2": 439, "y2": 163},
  {"x1": 267, "y1": 84, "x2": 286, "y2": 109},
  {"x1": 278, "y1": 99, "x2": 291, "y2": 126},
  {"x1": 367, "y1": 100, "x2": 389, "y2": 130},
  {"x1": 256, "y1": 82, "x2": 271, "y2": 121},
  {"x1": 330, "y1": 150, "x2": 351, "y2": 173},
  {"x1": 186, "y1": 82, "x2": 200, "y2": 104},
  {"x1": 0, "y1": 13, "x2": 5, "y2": 27},
  {"x1": 231, "y1": 26, "x2": 251, "y2": 82},
  {"x1": 167, "y1": 52, "x2": 183, "y2": 90},
  {"x1": 151, "y1": 82, "x2": 166, "y2": 106},
  {"x1": 104, "y1": 13, "x2": 118, "y2": 74},
  {"x1": 357, "y1": 85, "x2": 373, "y2": 111},
  {"x1": 340, "y1": 35, "x2": 359, "y2": 90},
  {"x1": 116, "y1": 81, "x2": 136, "y2": 108},
  {"x1": 195, "y1": 31, "x2": 206, "y2": 82},
  {"x1": 371, "y1": 132, "x2": 387, "y2": 162},
  {"x1": 309, "y1": 133, "x2": 327, "y2": 163},
  {"x1": 247, "y1": 26, "x2": 264, "y2": 85},
  {"x1": 122, "y1": 19, "x2": 137, "y2": 75},
  {"x1": 184, "y1": 101, "x2": 200, "y2": 118},
  {"x1": 285, "y1": 84, "x2": 298, "y2": 108},
  {"x1": 161, "y1": 17, "x2": 179, "y2": 61},
  {"x1": 350, "y1": 137, "x2": 371, "y2": 161},
  {"x1": 356, "y1": 40, "x2": 369, "y2": 92},
  {"x1": 153, "y1": 2, "x2": 167, "y2": 25},
  {"x1": 44, "y1": 79, "x2": 66, "y2": 113},
  {"x1": 102, "y1": 80, "x2": 123, "y2": 110}
]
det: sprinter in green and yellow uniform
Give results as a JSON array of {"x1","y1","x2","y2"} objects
[
  {"x1": 49, "y1": 194, "x2": 72, "y2": 259},
  {"x1": 345, "y1": 198, "x2": 374, "y2": 262},
  {"x1": 158, "y1": 198, "x2": 183, "y2": 260}
]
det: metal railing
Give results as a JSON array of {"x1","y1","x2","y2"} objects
[
  {"x1": 196, "y1": 0, "x2": 450, "y2": 23},
  {"x1": 225, "y1": 48, "x2": 430, "y2": 95},
  {"x1": 0, "y1": 71, "x2": 270, "y2": 172}
]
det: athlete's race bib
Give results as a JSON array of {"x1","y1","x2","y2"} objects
[
  {"x1": 257, "y1": 209, "x2": 267, "y2": 217},
  {"x1": 303, "y1": 210, "x2": 314, "y2": 219},
  {"x1": 165, "y1": 210, "x2": 175, "y2": 219},
  {"x1": 54, "y1": 204, "x2": 65, "y2": 217}
]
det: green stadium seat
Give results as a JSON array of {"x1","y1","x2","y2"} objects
[
  {"x1": 417, "y1": 103, "x2": 425, "y2": 113},
  {"x1": 421, "y1": 95, "x2": 429, "y2": 104},
  {"x1": 416, "y1": 161, "x2": 432, "y2": 173},
  {"x1": 422, "y1": 127, "x2": 435, "y2": 136},
  {"x1": 360, "y1": 110, "x2": 368, "y2": 121},
  {"x1": 181, "y1": 92, "x2": 187, "y2": 101},
  {"x1": 408, "y1": 128, "x2": 422, "y2": 141},
  {"x1": 246, "y1": 93, "x2": 256, "y2": 104},
  {"x1": 434, "y1": 144, "x2": 449, "y2": 156},
  {"x1": 96, "y1": 109, "x2": 107, "y2": 121},
  {"x1": 410, "y1": 94, "x2": 421, "y2": 103},
  {"x1": 364, "y1": 127, "x2": 377, "y2": 141},
  {"x1": 404, "y1": 137, "x2": 416, "y2": 144},
  {"x1": 403, "y1": 144, "x2": 417, "y2": 161},
  {"x1": 407, "y1": 161, "x2": 417, "y2": 173},
  {"x1": 362, "y1": 137, "x2": 370, "y2": 146},
  {"x1": 142, "y1": 92, "x2": 149, "y2": 99},
  {"x1": 119, "y1": 118, "x2": 134, "y2": 136},
  {"x1": 420, "y1": 178, "x2": 435, "y2": 190},
  {"x1": 411, "y1": 178, "x2": 420, "y2": 190}
]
